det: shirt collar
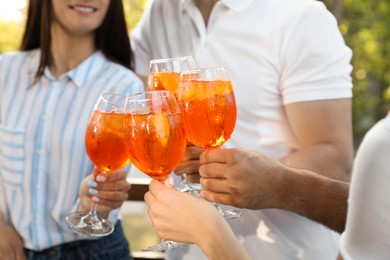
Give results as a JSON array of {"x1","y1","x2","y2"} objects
[
  {"x1": 63, "y1": 51, "x2": 106, "y2": 88},
  {"x1": 28, "y1": 50, "x2": 107, "y2": 88},
  {"x1": 180, "y1": 0, "x2": 255, "y2": 13}
]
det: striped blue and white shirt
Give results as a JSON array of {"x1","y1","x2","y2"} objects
[{"x1": 0, "y1": 49, "x2": 144, "y2": 250}]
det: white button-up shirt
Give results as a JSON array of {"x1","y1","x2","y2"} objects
[
  {"x1": 131, "y1": 0, "x2": 353, "y2": 259},
  {"x1": 0, "y1": 49, "x2": 143, "y2": 250}
]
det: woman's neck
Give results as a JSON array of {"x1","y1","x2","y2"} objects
[{"x1": 49, "y1": 24, "x2": 96, "y2": 78}]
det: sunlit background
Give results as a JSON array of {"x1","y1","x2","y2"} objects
[{"x1": 0, "y1": 0, "x2": 26, "y2": 21}]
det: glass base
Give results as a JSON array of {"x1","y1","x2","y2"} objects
[
  {"x1": 142, "y1": 239, "x2": 189, "y2": 252},
  {"x1": 181, "y1": 183, "x2": 242, "y2": 220},
  {"x1": 66, "y1": 211, "x2": 114, "y2": 237},
  {"x1": 217, "y1": 206, "x2": 242, "y2": 220}
]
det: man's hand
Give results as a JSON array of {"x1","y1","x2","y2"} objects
[
  {"x1": 199, "y1": 148, "x2": 288, "y2": 209},
  {"x1": 174, "y1": 144, "x2": 204, "y2": 183},
  {"x1": 78, "y1": 168, "x2": 131, "y2": 217}
]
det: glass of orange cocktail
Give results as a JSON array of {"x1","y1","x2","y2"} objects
[
  {"x1": 148, "y1": 56, "x2": 197, "y2": 91},
  {"x1": 147, "y1": 56, "x2": 198, "y2": 191},
  {"x1": 66, "y1": 93, "x2": 130, "y2": 237},
  {"x1": 124, "y1": 90, "x2": 187, "y2": 251},
  {"x1": 176, "y1": 67, "x2": 242, "y2": 220}
]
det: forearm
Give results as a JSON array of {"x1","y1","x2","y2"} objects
[
  {"x1": 282, "y1": 143, "x2": 352, "y2": 182},
  {"x1": 0, "y1": 211, "x2": 5, "y2": 225},
  {"x1": 281, "y1": 167, "x2": 349, "y2": 233},
  {"x1": 0, "y1": 178, "x2": 8, "y2": 225},
  {"x1": 199, "y1": 221, "x2": 251, "y2": 260}
]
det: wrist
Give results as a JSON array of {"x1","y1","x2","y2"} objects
[
  {"x1": 0, "y1": 211, "x2": 6, "y2": 225},
  {"x1": 280, "y1": 167, "x2": 348, "y2": 233},
  {"x1": 280, "y1": 167, "x2": 318, "y2": 212},
  {"x1": 200, "y1": 220, "x2": 250, "y2": 259}
]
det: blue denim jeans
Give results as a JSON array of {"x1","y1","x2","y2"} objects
[{"x1": 24, "y1": 221, "x2": 132, "y2": 260}]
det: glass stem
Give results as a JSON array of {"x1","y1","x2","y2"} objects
[{"x1": 90, "y1": 202, "x2": 98, "y2": 215}]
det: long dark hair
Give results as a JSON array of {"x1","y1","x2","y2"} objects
[{"x1": 20, "y1": 0, "x2": 134, "y2": 80}]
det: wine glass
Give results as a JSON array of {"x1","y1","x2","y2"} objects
[
  {"x1": 124, "y1": 90, "x2": 188, "y2": 251},
  {"x1": 148, "y1": 56, "x2": 197, "y2": 91},
  {"x1": 147, "y1": 56, "x2": 198, "y2": 192},
  {"x1": 66, "y1": 93, "x2": 131, "y2": 237},
  {"x1": 176, "y1": 67, "x2": 242, "y2": 220}
]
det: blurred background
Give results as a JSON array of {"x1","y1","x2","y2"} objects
[
  {"x1": 1, "y1": 0, "x2": 389, "y2": 149},
  {"x1": 1, "y1": 0, "x2": 389, "y2": 253}
]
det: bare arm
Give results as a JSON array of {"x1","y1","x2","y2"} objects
[
  {"x1": 283, "y1": 98, "x2": 353, "y2": 182},
  {"x1": 199, "y1": 148, "x2": 348, "y2": 233},
  {"x1": 281, "y1": 167, "x2": 348, "y2": 233},
  {"x1": 0, "y1": 211, "x2": 25, "y2": 260}
]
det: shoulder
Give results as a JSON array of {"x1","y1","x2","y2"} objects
[
  {"x1": 360, "y1": 114, "x2": 390, "y2": 151},
  {"x1": 0, "y1": 49, "x2": 39, "y2": 76},
  {"x1": 145, "y1": 0, "x2": 181, "y2": 13},
  {"x1": 0, "y1": 50, "x2": 33, "y2": 65},
  {"x1": 353, "y1": 113, "x2": 390, "y2": 173},
  {"x1": 135, "y1": 0, "x2": 182, "y2": 27},
  {"x1": 265, "y1": 0, "x2": 329, "y2": 14},
  {"x1": 260, "y1": 0, "x2": 336, "y2": 29}
]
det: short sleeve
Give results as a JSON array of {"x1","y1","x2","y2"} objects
[
  {"x1": 339, "y1": 113, "x2": 390, "y2": 259},
  {"x1": 280, "y1": 2, "x2": 353, "y2": 104}
]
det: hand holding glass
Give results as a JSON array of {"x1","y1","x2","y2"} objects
[
  {"x1": 125, "y1": 90, "x2": 188, "y2": 251},
  {"x1": 147, "y1": 56, "x2": 198, "y2": 191},
  {"x1": 176, "y1": 67, "x2": 242, "y2": 219},
  {"x1": 66, "y1": 93, "x2": 130, "y2": 237}
]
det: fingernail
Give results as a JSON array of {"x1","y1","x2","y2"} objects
[
  {"x1": 89, "y1": 188, "x2": 98, "y2": 195},
  {"x1": 88, "y1": 180, "x2": 97, "y2": 188},
  {"x1": 96, "y1": 175, "x2": 106, "y2": 182},
  {"x1": 168, "y1": 176, "x2": 174, "y2": 185},
  {"x1": 92, "y1": 197, "x2": 100, "y2": 203}
]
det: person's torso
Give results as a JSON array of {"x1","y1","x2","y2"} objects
[{"x1": 0, "y1": 49, "x2": 143, "y2": 250}]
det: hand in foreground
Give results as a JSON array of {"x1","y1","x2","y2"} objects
[
  {"x1": 199, "y1": 148, "x2": 289, "y2": 210},
  {"x1": 174, "y1": 144, "x2": 204, "y2": 183},
  {"x1": 0, "y1": 221, "x2": 25, "y2": 260},
  {"x1": 145, "y1": 180, "x2": 250, "y2": 259},
  {"x1": 78, "y1": 168, "x2": 131, "y2": 217}
]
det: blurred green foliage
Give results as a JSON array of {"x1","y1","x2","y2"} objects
[
  {"x1": 0, "y1": 0, "x2": 147, "y2": 53},
  {"x1": 322, "y1": 0, "x2": 390, "y2": 147},
  {"x1": 1, "y1": 0, "x2": 389, "y2": 148},
  {"x1": 0, "y1": 20, "x2": 24, "y2": 52}
]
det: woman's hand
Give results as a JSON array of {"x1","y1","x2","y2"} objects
[
  {"x1": 145, "y1": 180, "x2": 222, "y2": 245},
  {"x1": 78, "y1": 167, "x2": 131, "y2": 217},
  {"x1": 145, "y1": 180, "x2": 250, "y2": 259},
  {"x1": 0, "y1": 218, "x2": 25, "y2": 260}
]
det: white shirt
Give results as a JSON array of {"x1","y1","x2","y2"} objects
[
  {"x1": 131, "y1": 0, "x2": 352, "y2": 258},
  {"x1": 339, "y1": 113, "x2": 390, "y2": 260},
  {"x1": 0, "y1": 49, "x2": 143, "y2": 250}
]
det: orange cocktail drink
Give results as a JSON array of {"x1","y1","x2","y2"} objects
[
  {"x1": 176, "y1": 79, "x2": 237, "y2": 148},
  {"x1": 148, "y1": 72, "x2": 181, "y2": 91},
  {"x1": 85, "y1": 110, "x2": 130, "y2": 173},
  {"x1": 125, "y1": 90, "x2": 187, "y2": 182}
]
